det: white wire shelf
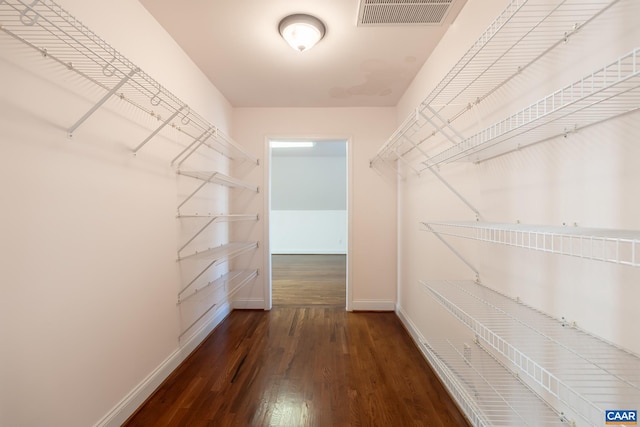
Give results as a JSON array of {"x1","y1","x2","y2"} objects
[
  {"x1": 371, "y1": 0, "x2": 621, "y2": 173},
  {"x1": 0, "y1": 0, "x2": 258, "y2": 165},
  {"x1": 422, "y1": 221, "x2": 640, "y2": 268},
  {"x1": 178, "y1": 269, "x2": 258, "y2": 304},
  {"x1": 177, "y1": 170, "x2": 259, "y2": 211},
  {"x1": 177, "y1": 213, "x2": 258, "y2": 220},
  {"x1": 421, "y1": 279, "x2": 640, "y2": 427},
  {"x1": 423, "y1": 47, "x2": 640, "y2": 166},
  {"x1": 177, "y1": 214, "x2": 258, "y2": 255},
  {"x1": 421, "y1": 338, "x2": 566, "y2": 427},
  {"x1": 177, "y1": 241, "x2": 257, "y2": 262},
  {"x1": 178, "y1": 241, "x2": 258, "y2": 297},
  {"x1": 178, "y1": 269, "x2": 259, "y2": 340},
  {"x1": 177, "y1": 171, "x2": 258, "y2": 192}
]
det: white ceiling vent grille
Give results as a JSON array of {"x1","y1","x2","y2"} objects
[{"x1": 358, "y1": 0, "x2": 454, "y2": 26}]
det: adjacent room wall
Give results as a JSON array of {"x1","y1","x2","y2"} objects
[
  {"x1": 271, "y1": 146, "x2": 347, "y2": 254},
  {"x1": 231, "y1": 107, "x2": 398, "y2": 311},
  {"x1": 0, "y1": 0, "x2": 243, "y2": 426},
  {"x1": 394, "y1": 0, "x2": 640, "y2": 359}
]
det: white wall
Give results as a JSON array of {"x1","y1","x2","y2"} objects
[
  {"x1": 231, "y1": 108, "x2": 397, "y2": 310},
  {"x1": 0, "y1": 0, "x2": 245, "y2": 426},
  {"x1": 395, "y1": 0, "x2": 640, "y2": 364},
  {"x1": 271, "y1": 149, "x2": 347, "y2": 254},
  {"x1": 271, "y1": 210, "x2": 347, "y2": 254}
]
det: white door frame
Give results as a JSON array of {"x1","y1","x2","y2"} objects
[{"x1": 262, "y1": 135, "x2": 353, "y2": 311}]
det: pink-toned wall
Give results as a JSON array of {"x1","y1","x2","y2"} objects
[
  {"x1": 0, "y1": 0, "x2": 236, "y2": 426},
  {"x1": 231, "y1": 107, "x2": 398, "y2": 311}
]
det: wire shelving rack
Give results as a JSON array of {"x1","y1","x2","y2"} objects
[
  {"x1": 0, "y1": 0, "x2": 261, "y2": 348},
  {"x1": 0, "y1": 0, "x2": 258, "y2": 165},
  {"x1": 421, "y1": 279, "x2": 640, "y2": 427},
  {"x1": 370, "y1": 0, "x2": 622, "y2": 174},
  {"x1": 178, "y1": 269, "x2": 259, "y2": 339},
  {"x1": 422, "y1": 221, "x2": 640, "y2": 268},
  {"x1": 422, "y1": 48, "x2": 640, "y2": 167},
  {"x1": 421, "y1": 338, "x2": 567, "y2": 427}
]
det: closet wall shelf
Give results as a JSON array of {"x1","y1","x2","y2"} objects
[
  {"x1": 422, "y1": 221, "x2": 640, "y2": 268},
  {"x1": 177, "y1": 171, "x2": 259, "y2": 192},
  {"x1": 177, "y1": 241, "x2": 257, "y2": 262},
  {"x1": 177, "y1": 214, "x2": 258, "y2": 220},
  {"x1": 0, "y1": 0, "x2": 258, "y2": 165},
  {"x1": 421, "y1": 279, "x2": 640, "y2": 427},
  {"x1": 422, "y1": 48, "x2": 640, "y2": 167},
  {"x1": 177, "y1": 269, "x2": 259, "y2": 340},
  {"x1": 178, "y1": 242, "x2": 258, "y2": 297},
  {"x1": 371, "y1": 0, "x2": 620, "y2": 172},
  {"x1": 177, "y1": 214, "x2": 259, "y2": 254},
  {"x1": 178, "y1": 269, "x2": 258, "y2": 304},
  {"x1": 421, "y1": 338, "x2": 566, "y2": 427}
]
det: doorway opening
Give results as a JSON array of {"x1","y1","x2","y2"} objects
[{"x1": 267, "y1": 138, "x2": 349, "y2": 308}]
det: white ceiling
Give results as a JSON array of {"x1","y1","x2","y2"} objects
[{"x1": 138, "y1": 0, "x2": 467, "y2": 108}]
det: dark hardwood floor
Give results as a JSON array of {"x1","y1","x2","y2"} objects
[
  {"x1": 272, "y1": 254, "x2": 346, "y2": 307},
  {"x1": 124, "y1": 255, "x2": 470, "y2": 427}
]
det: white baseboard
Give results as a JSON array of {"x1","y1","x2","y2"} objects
[
  {"x1": 395, "y1": 304, "x2": 427, "y2": 347},
  {"x1": 351, "y1": 300, "x2": 396, "y2": 311},
  {"x1": 232, "y1": 298, "x2": 265, "y2": 310},
  {"x1": 94, "y1": 302, "x2": 232, "y2": 427}
]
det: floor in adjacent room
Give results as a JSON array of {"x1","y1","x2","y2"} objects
[
  {"x1": 124, "y1": 255, "x2": 469, "y2": 426},
  {"x1": 272, "y1": 254, "x2": 346, "y2": 307}
]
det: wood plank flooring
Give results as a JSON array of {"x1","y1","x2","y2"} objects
[
  {"x1": 124, "y1": 255, "x2": 470, "y2": 426},
  {"x1": 272, "y1": 254, "x2": 346, "y2": 307}
]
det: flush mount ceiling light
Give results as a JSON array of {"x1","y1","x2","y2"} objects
[{"x1": 278, "y1": 14, "x2": 326, "y2": 52}]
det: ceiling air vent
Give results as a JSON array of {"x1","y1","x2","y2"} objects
[{"x1": 358, "y1": 0, "x2": 454, "y2": 26}]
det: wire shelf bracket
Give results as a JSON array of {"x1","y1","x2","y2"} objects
[
  {"x1": 421, "y1": 222, "x2": 479, "y2": 277},
  {"x1": 67, "y1": 67, "x2": 139, "y2": 138}
]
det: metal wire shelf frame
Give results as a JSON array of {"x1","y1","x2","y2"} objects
[
  {"x1": 422, "y1": 47, "x2": 640, "y2": 167},
  {"x1": 177, "y1": 170, "x2": 259, "y2": 212},
  {"x1": 178, "y1": 269, "x2": 259, "y2": 340},
  {"x1": 0, "y1": 0, "x2": 258, "y2": 165},
  {"x1": 370, "y1": 0, "x2": 621, "y2": 172},
  {"x1": 177, "y1": 241, "x2": 258, "y2": 298},
  {"x1": 420, "y1": 338, "x2": 567, "y2": 427},
  {"x1": 177, "y1": 214, "x2": 258, "y2": 255},
  {"x1": 421, "y1": 279, "x2": 640, "y2": 427},
  {"x1": 422, "y1": 221, "x2": 640, "y2": 268}
]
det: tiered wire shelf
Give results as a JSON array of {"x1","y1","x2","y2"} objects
[
  {"x1": 0, "y1": 0, "x2": 258, "y2": 165},
  {"x1": 421, "y1": 279, "x2": 640, "y2": 427},
  {"x1": 422, "y1": 48, "x2": 640, "y2": 167},
  {"x1": 177, "y1": 214, "x2": 258, "y2": 255},
  {"x1": 178, "y1": 269, "x2": 259, "y2": 340},
  {"x1": 178, "y1": 242, "x2": 258, "y2": 296},
  {"x1": 177, "y1": 171, "x2": 259, "y2": 212},
  {"x1": 0, "y1": 1, "x2": 260, "y2": 345},
  {"x1": 422, "y1": 221, "x2": 640, "y2": 268},
  {"x1": 370, "y1": 0, "x2": 621, "y2": 175},
  {"x1": 421, "y1": 338, "x2": 566, "y2": 427}
]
